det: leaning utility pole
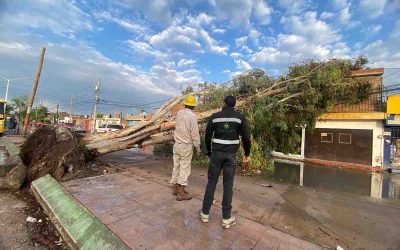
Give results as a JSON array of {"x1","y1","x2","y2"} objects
[
  {"x1": 92, "y1": 78, "x2": 100, "y2": 132},
  {"x1": 22, "y1": 47, "x2": 46, "y2": 136}
]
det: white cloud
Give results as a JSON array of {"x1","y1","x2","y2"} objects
[
  {"x1": 93, "y1": 11, "x2": 147, "y2": 34},
  {"x1": 359, "y1": 0, "x2": 387, "y2": 18},
  {"x1": 187, "y1": 13, "x2": 215, "y2": 27},
  {"x1": 0, "y1": 42, "x2": 32, "y2": 52},
  {"x1": 0, "y1": 36, "x2": 203, "y2": 113},
  {"x1": 361, "y1": 25, "x2": 383, "y2": 35},
  {"x1": 251, "y1": 47, "x2": 290, "y2": 64},
  {"x1": 2, "y1": 0, "x2": 93, "y2": 37},
  {"x1": 211, "y1": 0, "x2": 253, "y2": 28},
  {"x1": 240, "y1": 46, "x2": 253, "y2": 54},
  {"x1": 248, "y1": 28, "x2": 261, "y2": 45},
  {"x1": 358, "y1": 20, "x2": 400, "y2": 68},
  {"x1": 235, "y1": 59, "x2": 252, "y2": 71},
  {"x1": 212, "y1": 28, "x2": 226, "y2": 34},
  {"x1": 252, "y1": 0, "x2": 272, "y2": 25},
  {"x1": 177, "y1": 58, "x2": 196, "y2": 68},
  {"x1": 337, "y1": 5, "x2": 351, "y2": 24},
  {"x1": 211, "y1": 0, "x2": 272, "y2": 28},
  {"x1": 278, "y1": 0, "x2": 312, "y2": 14},
  {"x1": 149, "y1": 25, "x2": 228, "y2": 55},
  {"x1": 251, "y1": 12, "x2": 349, "y2": 66},
  {"x1": 281, "y1": 12, "x2": 340, "y2": 44},
  {"x1": 230, "y1": 52, "x2": 243, "y2": 58},
  {"x1": 333, "y1": 0, "x2": 349, "y2": 9},
  {"x1": 235, "y1": 36, "x2": 248, "y2": 47},
  {"x1": 320, "y1": 12, "x2": 334, "y2": 19},
  {"x1": 126, "y1": 40, "x2": 166, "y2": 58},
  {"x1": 222, "y1": 69, "x2": 232, "y2": 74}
]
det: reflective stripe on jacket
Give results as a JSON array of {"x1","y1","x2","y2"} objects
[{"x1": 205, "y1": 106, "x2": 251, "y2": 156}]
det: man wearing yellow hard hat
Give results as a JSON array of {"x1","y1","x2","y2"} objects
[{"x1": 170, "y1": 95, "x2": 201, "y2": 201}]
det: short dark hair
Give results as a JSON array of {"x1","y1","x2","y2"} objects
[
  {"x1": 185, "y1": 105, "x2": 194, "y2": 110},
  {"x1": 224, "y1": 95, "x2": 236, "y2": 107}
]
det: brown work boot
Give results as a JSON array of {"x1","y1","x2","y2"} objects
[
  {"x1": 177, "y1": 184, "x2": 192, "y2": 201},
  {"x1": 172, "y1": 184, "x2": 179, "y2": 196}
]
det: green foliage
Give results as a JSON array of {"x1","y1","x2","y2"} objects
[
  {"x1": 153, "y1": 143, "x2": 173, "y2": 157},
  {"x1": 31, "y1": 106, "x2": 49, "y2": 122},
  {"x1": 157, "y1": 57, "x2": 373, "y2": 173},
  {"x1": 11, "y1": 96, "x2": 28, "y2": 121},
  {"x1": 194, "y1": 57, "x2": 373, "y2": 171}
]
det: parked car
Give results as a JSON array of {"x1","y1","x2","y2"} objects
[
  {"x1": 96, "y1": 124, "x2": 123, "y2": 133},
  {"x1": 73, "y1": 125, "x2": 86, "y2": 134}
]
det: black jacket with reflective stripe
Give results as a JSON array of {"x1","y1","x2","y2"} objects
[{"x1": 205, "y1": 106, "x2": 251, "y2": 156}]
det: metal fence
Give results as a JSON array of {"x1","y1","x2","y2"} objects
[{"x1": 329, "y1": 92, "x2": 384, "y2": 113}]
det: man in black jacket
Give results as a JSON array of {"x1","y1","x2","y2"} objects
[{"x1": 199, "y1": 95, "x2": 251, "y2": 229}]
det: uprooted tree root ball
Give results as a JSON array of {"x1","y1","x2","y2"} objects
[{"x1": 20, "y1": 127, "x2": 86, "y2": 182}]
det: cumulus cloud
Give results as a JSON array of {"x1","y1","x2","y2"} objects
[
  {"x1": 149, "y1": 24, "x2": 228, "y2": 55},
  {"x1": 235, "y1": 36, "x2": 248, "y2": 47},
  {"x1": 126, "y1": 40, "x2": 166, "y2": 58},
  {"x1": 212, "y1": 28, "x2": 226, "y2": 34},
  {"x1": 358, "y1": 20, "x2": 400, "y2": 68},
  {"x1": 211, "y1": 0, "x2": 272, "y2": 28},
  {"x1": 359, "y1": 0, "x2": 387, "y2": 18},
  {"x1": 253, "y1": 0, "x2": 272, "y2": 25},
  {"x1": 187, "y1": 13, "x2": 215, "y2": 27},
  {"x1": 235, "y1": 59, "x2": 252, "y2": 71},
  {"x1": 177, "y1": 58, "x2": 196, "y2": 68},
  {"x1": 320, "y1": 12, "x2": 334, "y2": 19},
  {"x1": 251, "y1": 11, "x2": 348, "y2": 66},
  {"x1": 281, "y1": 12, "x2": 340, "y2": 44},
  {"x1": 361, "y1": 25, "x2": 383, "y2": 36}
]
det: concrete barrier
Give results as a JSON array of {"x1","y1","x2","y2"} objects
[{"x1": 31, "y1": 175, "x2": 130, "y2": 250}]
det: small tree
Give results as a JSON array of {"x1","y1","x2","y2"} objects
[{"x1": 11, "y1": 96, "x2": 28, "y2": 122}]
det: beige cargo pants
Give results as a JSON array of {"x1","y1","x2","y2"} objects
[{"x1": 170, "y1": 142, "x2": 193, "y2": 186}]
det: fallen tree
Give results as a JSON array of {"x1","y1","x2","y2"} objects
[{"x1": 19, "y1": 57, "x2": 373, "y2": 182}]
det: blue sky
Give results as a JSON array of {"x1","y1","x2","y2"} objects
[{"x1": 0, "y1": 0, "x2": 399, "y2": 115}]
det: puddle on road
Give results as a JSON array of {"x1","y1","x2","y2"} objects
[{"x1": 270, "y1": 159, "x2": 400, "y2": 199}]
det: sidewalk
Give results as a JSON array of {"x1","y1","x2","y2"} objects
[{"x1": 63, "y1": 170, "x2": 323, "y2": 249}]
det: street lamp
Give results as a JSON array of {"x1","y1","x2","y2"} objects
[{"x1": 0, "y1": 74, "x2": 32, "y2": 111}]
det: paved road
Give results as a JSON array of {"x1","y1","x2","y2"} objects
[
  {"x1": 64, "y1": 169, "x2": 323, "y2": 249},
  {"x1": 93, "y1": 150, "x2": 400, "y2": 250}
]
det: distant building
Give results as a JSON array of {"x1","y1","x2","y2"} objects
[{"x1": 126, "y1": 113, "x2": 153, "y2": 127}]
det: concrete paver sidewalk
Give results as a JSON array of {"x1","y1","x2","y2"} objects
[{"x1": 63, "y1": 170, "x2": 323, "y2": 249}]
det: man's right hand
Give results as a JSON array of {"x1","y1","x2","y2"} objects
[
  {"x1": 206, "y1": 151, "x2": 212, "y2": 158},
  {"x1": 243, "y1": 155, "x2": 250, "y2": 163}
]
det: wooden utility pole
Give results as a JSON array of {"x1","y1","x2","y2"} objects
[
  {"x1": 23, "y1": 47, "x2": 46, "y2": 136},
  {"x1": 92, "y1": 78, "x2": 100, "y2": 132}
]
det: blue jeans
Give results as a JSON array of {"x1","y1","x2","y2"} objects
[{"x1": 202, "y1": 151, "x2": 236, "y2": 219}]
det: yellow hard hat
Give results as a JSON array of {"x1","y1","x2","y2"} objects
[{"x1": 183, "y1": 95, "x2": 197, "y2": 107}]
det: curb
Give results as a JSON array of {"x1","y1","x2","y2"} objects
[
  {"x1": 31, "y1": 175, "x2": 130, "y2": 250},
  {"x1": 0, "y1": 137, "x2": 26, "y2": 190},
  {"x1": 2, "y1": 137, "x2": 22, "y2": 160}
]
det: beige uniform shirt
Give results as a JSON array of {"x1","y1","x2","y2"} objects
[{"x1": 174, "y1": 108, "x2": 200, "y2": 148}]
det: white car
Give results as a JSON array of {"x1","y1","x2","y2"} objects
[{"x1": 96, "y1": 124, "x2": 123, "y2": 133}]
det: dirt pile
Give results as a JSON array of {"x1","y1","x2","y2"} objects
[{"x1": 20, "y1": 127, "x2": 85, "y2": 182}]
